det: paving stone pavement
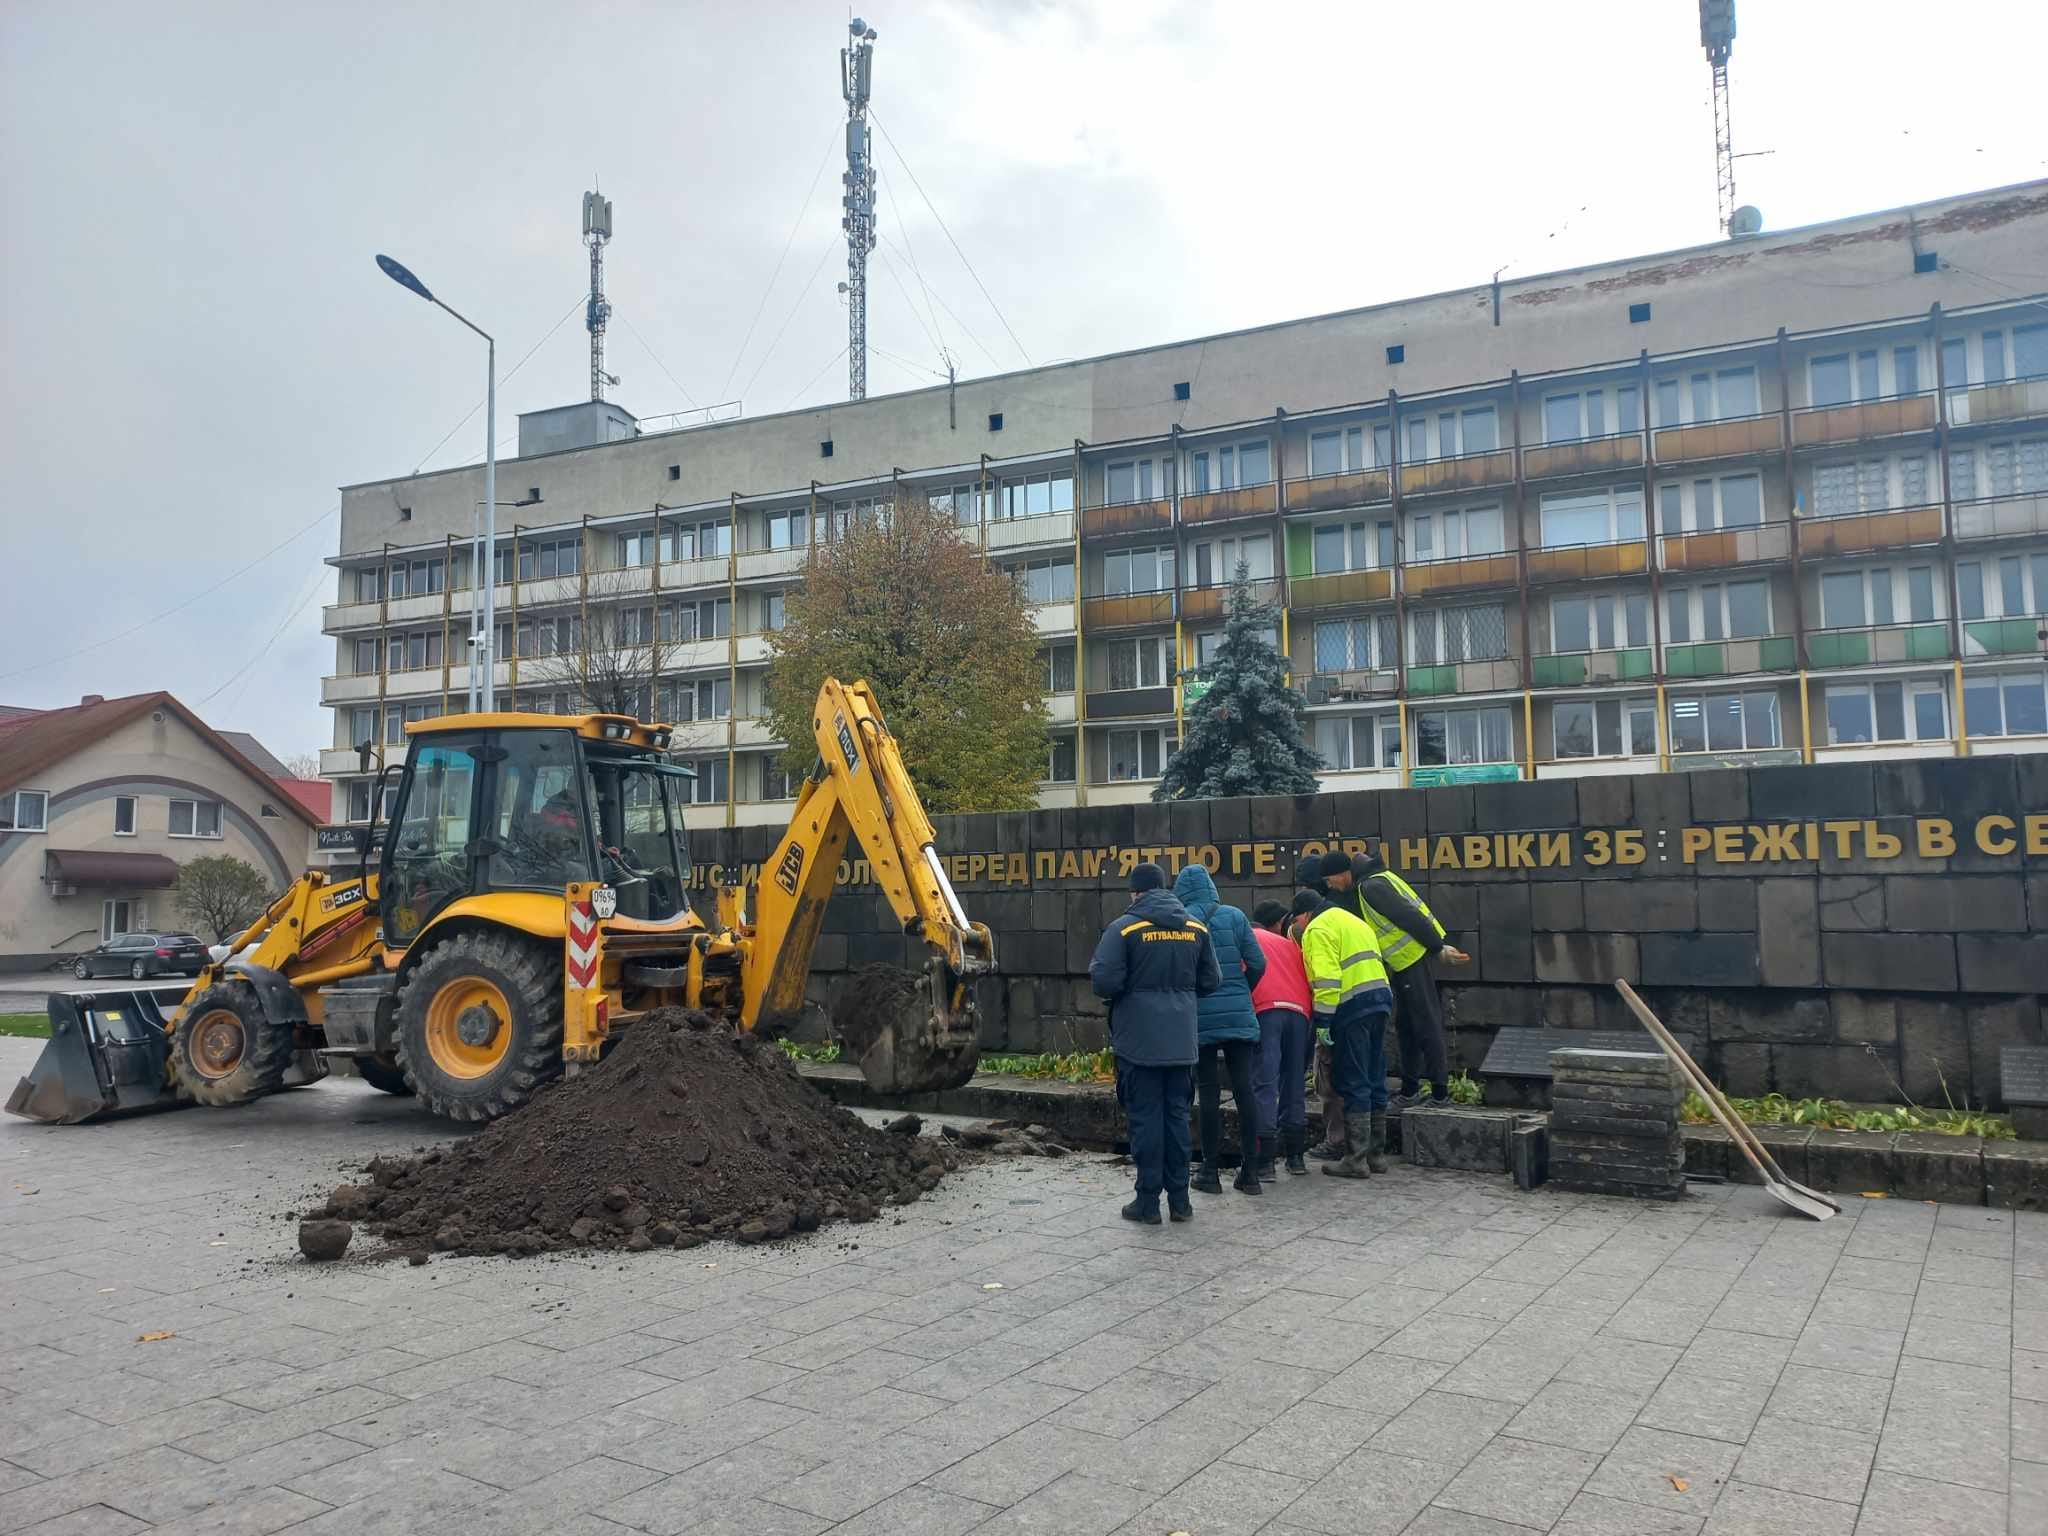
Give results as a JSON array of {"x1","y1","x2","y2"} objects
[{"x1": 2, "y1": 1035, "x2": 2042, "y2": 1536}]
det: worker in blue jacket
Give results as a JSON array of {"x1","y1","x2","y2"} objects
[
  {"x1": 1090, "y1": 862, "x2": 1222, "y2": 1224},
  {"x1": 1173, "y1": 864, "x2": 1267, "y2": 1195}
]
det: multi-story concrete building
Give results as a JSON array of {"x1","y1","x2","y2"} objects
[{"x1": 322, "y1": 179, "x2": 2048, "y2": 841}]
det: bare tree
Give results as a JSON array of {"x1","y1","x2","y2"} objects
[
  {"x1": 525, "y1": 567, "x2": 680, "y2": 720},
  {"x1": 279, "y1": 752, "x2": 321, "y2": 780}
]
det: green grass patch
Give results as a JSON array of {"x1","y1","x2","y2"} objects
[
  {"x1": 775, "y1": 1039, "x2": 841, "y2": 1065},
  {"x1": 0, "y1": 1014, "x2": 52, "y2": 1039},
  {"x1": 1681, "y1": 1089, "x2": 2014, "y2": 1140},
  {"x1": 978, "y1": 1049, "x2": 1117, "y2": 1084}
]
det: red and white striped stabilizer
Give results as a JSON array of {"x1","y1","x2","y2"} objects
[{"x1": 566, "y1": 898, "x2": 599, "y2": 989}]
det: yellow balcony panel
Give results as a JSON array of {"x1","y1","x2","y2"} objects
[
  {"x1": 1401, "y1": 553, "x2": 1518, "y2": 597},
  {"x1": 1081, "y1": 592, "x2": 1175, "y2": 630},
  {"x1": 1653, "y1": 415, "x2": 1782, "y2": 463},
  {"x1": 1791, "y1": 394, "x2": 1938, "y2": 447},
  {"x1": 1657, "y1": 521, "x2": 1792, "y2": 572},
  {"x1": 1181, "y1": 579, "x2": 1278, "y2": 623},
  {"x1": 1795, "y1": 505, "x2": 1942, "y2": 556},
  {"x1": 1526, "y1": 542, "x2": 1648, "y2": 583},
  {"x1": 1180, "y1": 484, "x2": 1276, "y2": 526},
  {"x1": 1081, "y1": 500, "x2": 1174, "y2": 538},
  {"x1": 1288, "y1": 568, "x2": 1394, "y2": 610},
  {"x1": 1522, "y1": 435, "x2": 1643, "y2": 480},
  {"x1": 1398, "y1": 449, "x2": 1515, "y2": 498},
  {"x1": 1284, "y1": 467, "x2": 1391, "y2": 514}
]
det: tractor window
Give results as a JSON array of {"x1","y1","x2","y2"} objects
[
  {"x1": 584, "y1": 750, "x2": 690, "y2": 921},
  {"x1": 383, "y1": 740, "x2": 480, "y2": 947},
  {"x1": 488, "y1": 729, "x2": 594, "y2": 892}
]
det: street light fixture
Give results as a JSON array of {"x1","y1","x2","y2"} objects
[{"x1": 376, "y1": 254, "x2": 498, "y2": 712}]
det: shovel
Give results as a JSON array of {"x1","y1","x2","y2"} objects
[{"x1": 1614, "y1": 980, "x2": 1840, "y2": 1222}]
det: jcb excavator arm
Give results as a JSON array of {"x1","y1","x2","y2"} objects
[{"x1": 741, "y1": 677, "x2": 995, "y2": 1092}]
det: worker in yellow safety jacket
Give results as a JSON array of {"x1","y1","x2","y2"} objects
[{"x1": 1289, "y1": 887, "x2": 1394, "y2": 1179}]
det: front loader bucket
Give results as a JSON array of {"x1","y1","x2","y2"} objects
[
  {"x1": 834, "y1": 958, "x2": 982, "y2": 1095},
  {"x1": 4, "y1": 992, "x2": 176, "y2": 1125}
]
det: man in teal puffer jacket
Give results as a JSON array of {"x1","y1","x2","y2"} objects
[{"x1": 1172, "y1": 865, "x2": 1267, "y2": 1196}]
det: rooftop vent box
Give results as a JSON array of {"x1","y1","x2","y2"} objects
[{"x1": 515, "y1": 400, "x2": 639, "y2": 458}]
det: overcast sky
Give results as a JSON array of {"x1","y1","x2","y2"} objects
[{"x1": 4, "y1": 0, "x2": 2044, "y2": 769}]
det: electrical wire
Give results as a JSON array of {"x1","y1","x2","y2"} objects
[
  {"x1": 875, "y1": 244, "x2": 946, "y2": 359},
  {"x1": 874, "y1": 158, "x2": 948, "y2": 362},
  {"x1": 202, "y1": 558, "x2": 331, "y2": 710},
  {"x1": 784, "y1": 344, "x2": 850, "y2": 411},
  {"x1": 720, "y1": 130, "x2": 840, "y2": 402},
  {"x1": 868, "y1": 109, "x2": 1031, "y2": 367},
  {"x1": 409, "y1": 293, "x2": 586, "y2": 474},
  {"x1": 617, "y1": 310, "x2": 703, "y2": 411},
  {"x1": 741, "y1": 237, "x2": 841, "y2": 402}
]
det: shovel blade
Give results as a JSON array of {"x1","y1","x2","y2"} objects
[
  {"x1": 3, "y1": 992, "x2": 175, "y2": 1125},
  {"x1": 1760, "y1": 1176, "x2": 1839, "y2": 1222}
]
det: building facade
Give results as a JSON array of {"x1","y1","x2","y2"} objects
[
  {"x1": 322, "y1": 180, "x2": 2048, "y2": 842},
  {"x1": 0, "y1": 694, "x2": 320, "y2": 961}
]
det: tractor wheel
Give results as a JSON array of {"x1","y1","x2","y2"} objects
[
  {"x1": 173, "y1": 984, "x2": 295, "y2": 1107},
  {"x1": 395, "y1": 932, "x2": 562, "y2": 1123},
  {"x1": 352, "y1": 1054, "x2": 412, "y2": 1096}
]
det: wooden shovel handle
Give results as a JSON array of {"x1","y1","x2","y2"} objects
[{"x1": 1614, "y1": 979, "x2": 1792, "y2": 1186}]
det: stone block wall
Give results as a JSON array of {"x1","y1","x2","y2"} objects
[{"x1": 687, "y1": 756, "x2": 2048, "y2": 1106}]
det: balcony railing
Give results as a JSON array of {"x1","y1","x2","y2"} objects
[
  {"x1": 1400, "y1": 552, "x2": 1519, "y2": 597},
  {"x1": 1795, "y1": 504, "x2": 1942, "y2": 556},
  {"x1": 1283, "y1": 467, "x2": 1391, "y2": 514},
  {"x1": 1180, "y1": 484, "x2": 1276, "y2": 526},
  {"x1": 1790, "y1": 392, "x2": 1937, "y2": 447},
  {"x1": 1962, "y1": 614, "x2": 2048, "y2": 658},
  {"x1": 1663, "y1": 634, "x2": 1796, "y2": 678},
  {"x1": 1398, "y1": 448, "x2": 1515, "y2": 498},
  {"x1": 1287, "y1": 568, "x2": 1394, "y2": 610},
  {"x1": 1953, "y1": 492, "x2": 2048, "y2": 542},
  {"x1": 1084, "y1": 685, "x2": 1175, "y2": 719},
  {"x1": 1522, "y1": 433, "x2": 1644, "y2": 481},
  {"x1": 1081, "y1": 591, "x2": 1175, "y2": 630},
  {"x1": 1804, "y1": 623, "x2": 1952, "y2": 669},
  {"x1": 1298, "y1": 668, "x2": 1398, "y2": 704},
  {"x1": 1657, "y1": 520, "x2": 1792, "y2": 573},
  {"x1": 1529, "y1": 647, "x2": 1654, "y2": 688},
  {"x1": 1080, "y1": 500, "x2": 1173, "y2": 538},
  {"x1": 1947, "y1": 373, "x2": 2048, "y2": 429},
  {"x1": 1525, "y1": 541, "x2": 1648, "y2": 583},
  {"x1": 984, "y1": 511, "x2": 1077, "y2": 550},
  {"x1": 1653, "y1": 414, "x2": 1782, "y2": 464},
  {"x1": 1180, "y1": 578, "x2": 1279, "y2": 623},
  {"x1": 1406, "y1": 657, "x2": 1519, "y2": 696}
]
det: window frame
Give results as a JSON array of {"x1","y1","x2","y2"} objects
[
  {"x1": 1550, "y1": 694, "x2": 1659, "y2": 761},
  {"x1": 1667, "y1": 688, "x2": 1782, "y2": 754},
  {"x1": 1404, "y1": 502, "x2": 1505, "y2": 563},
  {"x1": 1539, "y1": 485, "x2": 1645, "y2": 549},
  {"x1": 1185, "y1": 437, "x2": 1273, "y2": 494},
  {"x1": 1664, "y1": 579, "x2": 1774, "y2": 645},
  {"x1": 1822, "y1": 678, "x2": 1950, "y2": 746},
  {"x1": 1961, "y1": 667, "x2": 2048, "y2": 739},
  {"x1": 2, "y1": 789, "x2": 50, "y2": 833},
  {"x1": 167, "y1": 798, "x2": 223, "y2": 840}
]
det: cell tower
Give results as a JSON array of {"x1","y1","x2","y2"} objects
[
  {"x1": 840, "y1": 19, "x2": 879, "y2": 402},
  {"x1": 583, "y1": 189, "x2": 616, "y2": 401},
  {"x1": 1699, "y1": 0, "x2": 1738, "y2": 234}
]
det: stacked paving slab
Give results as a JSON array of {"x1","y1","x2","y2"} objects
[{"x1": 1547, "y1": 1048, "x2": 1686, "y2": 1201}]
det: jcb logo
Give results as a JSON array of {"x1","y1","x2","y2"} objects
[
  {"x1": 834, "y1": 712, "x2": 860, "y2": 774},
  {"x1": 321, "y1": 885, "x2": 365, "y2": 914},
  {"x1": 774, "y1": 842, "x2": 805, "y2": 896}
]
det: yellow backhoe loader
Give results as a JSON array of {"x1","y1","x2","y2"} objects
[{"x1": 7, "y1": 678, "x2": 995, "y2": 1126}]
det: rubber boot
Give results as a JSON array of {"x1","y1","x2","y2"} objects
[
  {"x1": 1233, "y1": 1145, "x2": 1262, "y2": 1196},
  {"x1": 1191, "y1": 1160, "x2": 1223, "y2": 1195},
  {"x1": 1309, "y1": 1139, "x2": 1345, "y2": 1162},
  {"x1": 1256, "y1": 1134, "x2": 1278, "y2": 1183},
  {"x1": 1366, "y1": 1111, "x2": 1390, "y2": 1174},
  {"x1": 1322, "y1": 1112, "x2": 1375, "y2": 1180},
  {"x1": 1284, "y1": 1127, "x2": 1308, "y2": 1175}
]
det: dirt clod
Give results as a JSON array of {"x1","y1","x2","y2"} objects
[
  {"x1": 297, "y1": 1218, "x2": 352, "y2": 1261},
  {"x1": 323, "y1": 1008, "x2": 955, "y2": 1258},
  {"x1": 883, "y1": 1113, "x2": 923, "y2": 1137}
]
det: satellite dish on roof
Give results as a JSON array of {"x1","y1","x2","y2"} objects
[{"x1": 1729, "y1": 205, "x2": 1764, "y2": 237}]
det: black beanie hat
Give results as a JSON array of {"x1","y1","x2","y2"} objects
[
  {"x1": 1318, "y1": 848, "x2": 1353, "y2": 879},
  {"x1": 1129, "y1": 861, "x2": 1167, "y2": 892},
  {"x1": 1253, "y1": 898, "x2": 1291, "y2": 929},
  {"x1": 1291, "y1": 888, "x2": 1326, "y2": 918}
]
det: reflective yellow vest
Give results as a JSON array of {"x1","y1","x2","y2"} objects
[
  {"x1": 1356, "y1": 870, "x2": 1445, "y2": 973},
  {"x1": 1300, "y1": 906, "x2": 1391, "y2": 1017}
]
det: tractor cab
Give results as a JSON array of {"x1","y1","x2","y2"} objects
[{"x1": 376, "y1": 713, "x2": 697, "y2": 950}]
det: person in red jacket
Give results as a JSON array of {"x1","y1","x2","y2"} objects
[{"x1": 1249, "y1": 898, "x2": 1316, "y2": 1176}]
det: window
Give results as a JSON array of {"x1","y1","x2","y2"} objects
[
  {"x1": 760, "y1": 758, "x2": 797, "y2": 802},
  {"x1": 1041, "y1": 643, "x2": 1076, "y2": 692},
  {"x1": 1894, "y1": 346, "x2": 1922, "y2": 397},
  {"x1": 1956, "y1": 553, "x2": 2048, "y2": 626},
  {"x1": 998, "y1": 472, "x2": 1075, "y2": 520},
  {"x1": 1409, "y1": 604, "x2": 1507, "y2": 666},
  {"x1": 1542, "y1": 385, "x2": 1640, "y2": 443},
  {"x1": 1099, "y1": 547, "x2": 1175, "y2": 596},
  {"x1": 1665, "y1": 580, "x2": 1771, "y2": 644},
  {"x1": 929, "y1": 481, "x2": 993, "y2": 525},
  {"x1": 113, "y1": 795, "x2": 136, "y2": 835},
  {"x1": 762, "y1": 508, "x2": 807, "y2": 549},
  {"x1": 1314, "y1": 713, "x2": 1401, "y2": 771},
  {"x1": 385, "y1": 629, "x2": 443, "y2": 672},
  {"x1": 1552, "y1": 696, "x2": 1658, "y2": 760},
  {"x1": 1105, "y1": 457, "x2": 1164, "y2": 505},
  {"x1": 1824, "y1": 680, "x2": 1949, "y2": 745},
  {"x1": 1313, "y1": 615, "x2": 1397, "y2": 673},
  {"x1": 760, "y1": 592, "x2": 786, "y2": 632},
  {"x1": 667, "y1": 677, "x2": 732, "y2": 722},
  {"x1": 1962, "y1": 670, "x2": 2048, "y2": 738},
  {"x1": 1405, "y1": 504, "x2": 1505, "y2": 563},
  {"x1": 1046, "y1": 736, "x2": 1077, "y2": 783},
  {"x1": 354, "y1": 567, "x2": 385, "y2": 602},
  {"x1": 1101, "y1": 637, "x2": 1169, "y2": 691},
  {"x1": 1943, "y1": 336, "x2": 1969, "y2": 393},
  {"x1": 386, "y1": 557, "x2": 444, "y2": 597},
  {"x1": 1819, "y1": 566, "x2": 1938, "y2": 630},
  {"x1": 1551, "y1": 592, "x2": 1649, "y2": 653},
  {"x1": 667, "y1": 598, "x2": 732, "y2": 641},
  {"x1": 382, "y1": 700, "x2": 442, "y2": 747},
  {"x1": 346, "y1": 778, "x2": 399, "y2": 823},
  {"x1": 2017, "y1": 324, "x2": 2048, "y2": 381},
  {"x1": 1812, "y1": 454, "x2": 1932, "y2": 517},
  {"x1": 516, "y1": 537, "x2": 584, "y2": 581},
  {"x1": 1105, "y1": 727, "x2": 1169, "y2": 781},
  {"x1": 1190, "y1": 533, "x2": 1272, "y2": 587},
  {"x1": 678, "y1": 756, "x2": 728, "y2": 805},
  {"x1": 168, "y1": 799, "x2": 223, "y2": 839},
  {"x1": 1307, "y1": 423, "x2": 1387, "y2": 476},
  {"x1": 102, "y1": 899, "x2": 145, "y2": 941},
  {"x1": 1669, "y1": 690, "x2": 1780, "y2": 753},
  {"x1": 1012, "y1": 557, "x2": 1076, "y2": 604},
  {"x1": 1540, "y1": 487, "x2": 1644, "y2": 547},
  {"x1": 1656, "y1": 472, "x2": 1762, "y2": 534},
  {"x1": 1947, "y1": 437, "x2": 2048, "y2": 502},
  {"x1": 2, "y1": 789, "x2": 49, "y2": 832},
  {"x1": 1651, "y1": 366, "x2": 1759, "y2": 425},
  {"x1": 1397, "y1": 405, "x2": 1498, "y2": 462},
  {"x1": 1412, "y1": 706, "x2": 1513, "y2": 766},
  {"x1": 1810, "y1": 349, "x2": 1883, "y2": 407},
  {"x1": 1186, "y1": 439, "x2": 1272, "y2": 493},
  {"x1": 1311, "y1": 519, "x2": 1394, "y2": 573}
]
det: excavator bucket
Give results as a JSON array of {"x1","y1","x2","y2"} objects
[
  {"x1": 4, "y1": 991, "x2": 176, "y2": 1125},
  {"x1": 835, "y1": 957, "x2": 983, "y2": 1095}
]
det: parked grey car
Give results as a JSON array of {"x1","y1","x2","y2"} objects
[{"x1": 71, "y1": 932, "x2": 209, "y2": 980}]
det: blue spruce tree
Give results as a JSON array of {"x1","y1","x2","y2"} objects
[{"x1": 1154, "y1": 561, "x2": 1323, "y2": 801}]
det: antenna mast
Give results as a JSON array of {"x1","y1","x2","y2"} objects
[
  {"x1": 583, "y1": 189, "x2": 615, "y2": 401},
  {"x1": 1699, "y1": 1, "x2": 1737, "y2": 233},
  {"x1": 840, "y1": 19, "x2": 879, "y2": 401}
]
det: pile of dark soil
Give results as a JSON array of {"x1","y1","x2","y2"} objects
[{"x1": 309, "y1": 1008, "x2": 955, "y2": 1257}]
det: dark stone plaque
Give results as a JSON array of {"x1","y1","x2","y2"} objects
[
  {"x1": 2000, "y1": 1045, "x2": 2048, "y2": 1109},
  {"x1": 1481, "y1": 1029, "x2": 1693, "y2": 1080}
]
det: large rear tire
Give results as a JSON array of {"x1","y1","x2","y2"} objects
[
  {"x1": 395, "y1": 932, "x2": 562, "y2": 1123},
  {"x1": 173, "y1": 984, "x2": 295, "y2": 1107},
  {"x1": 353, "y1": 1054, "x2": 412, "y2": 1096}
]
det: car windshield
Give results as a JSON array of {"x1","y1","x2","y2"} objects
[{"x1": 583, "y1": 746, "x2": 691, "y2": 922}]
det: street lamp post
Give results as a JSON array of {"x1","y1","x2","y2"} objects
[{"x1": 376, "y1": 255, "x2": 497, "y2": 712}]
